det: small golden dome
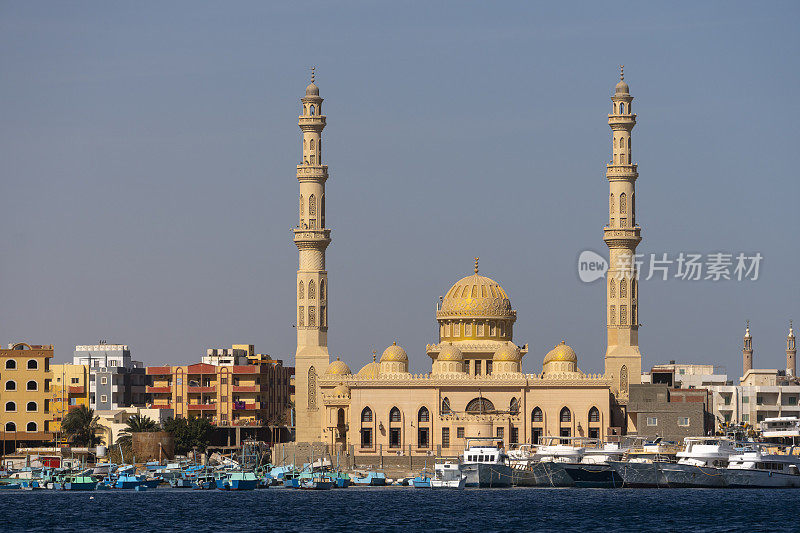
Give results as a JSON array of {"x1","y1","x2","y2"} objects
[
  {"x1": 326, "y1": 358, "x2": 351, "y2": 375},
  {"x1": 438, "y1": 273, "x2": 514, "y2": 319},
  {"x1": 437, "y1": 343, "x2": 463, "y2": 361},
  {"x1": 543, "y1": 341, "x2": 578, "y2": 365},
  {"x1": 332, "y1": 383, "x2": 350, "y2": 397},
  {"x1": 493, "y1": 344, "x2": 521, "y2": 362},
  {"x1": 356, "y1": 361, "x2": 380, "y2": 379},
  {"x1": 305, "y1": 82, "x2": 319, "y2": 96},
  {"x1": 380, "y1": 342, "x2": 408, "y2": 362}
]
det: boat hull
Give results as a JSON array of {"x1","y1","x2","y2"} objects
[
  {"x1": 216, "y1": 479, "x2": 258, "y2": 490},
  {"x1": 660, "y1": 464, "x2": 725, "y2": 488},
  {"x1": 562, "y1": 464, "x2": 622, "y2": 488},
  {"x1": 462, "y1": 463, "x2": 512, "y2": 488},
  {"x1": 724, "y1": 469, "x2": 800, "y2": 488},
  {"x1": 431, "y1": 477, "x2": 466, "y2": 489},
  {"x1": 63, "y1": 482, "x2": 97, "y2": 491},
  {"x1": 608, "y1": 461, "x2": 668, "y2": 488},
  {"x1": 511, "y1": 462, "x2": 573, "y2": 487}
]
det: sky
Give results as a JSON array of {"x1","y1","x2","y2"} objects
[{"x1": 1, "y1": 1, "x2": 798, "y2": 376}]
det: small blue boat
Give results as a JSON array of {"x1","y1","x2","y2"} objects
[
  {"x1": 169, "y1": 478, "x2": 193, "y2": 488},
  {"x1": 352, "y1": 471, "x2": 387, "y2": 486},
  {"x1": 63, "y1": 474, "x2": 98, "y2": 491},
  {"x1": 216, "y1": 472, "x2": 258, "y2": 491},
  {"x1": 412, "y1": 472, "x2": 432, "y2": 488},
  {"x1": 0, "y1": 483, "x2": 21, "y2": 490}
]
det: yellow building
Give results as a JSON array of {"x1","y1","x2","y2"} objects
[
  {"x1": 292, "y1": 70, "x2": 645, "y2": 453},
  {"x1": 49, "y1": 363, "x2": 90, "y2": 436},
  {"x1": 0, "y1": 343, "x2": 54, "y2": 452}
]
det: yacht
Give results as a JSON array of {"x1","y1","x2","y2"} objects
[
  {"x1": 561, "y1": 440, "x2": 628, "y2": 488},
  {"x1": 760, "y1": 417, "x2": 800, "y2": 441},
  {"x1": 460, "y1": 439, "x2": 512, "y2": 487},
  {"x1": 430, "y1": 462, "x2": 466, "y2": 489},
  {"x1": 659, "y1": 437, "x2": 736, "y2": 488},
  {"x1": 607, "y1": 438, "x2": 679, "y2": 488},
  {"x1": 724, "y1": 444, "x2": 800, "y2": 488}
]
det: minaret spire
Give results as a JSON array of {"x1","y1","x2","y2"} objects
[
  {"x1": 474, "y1": 257, "x2": 479, "y2": 274},
  {"x1": 743, "y1": 320, "x2": 753, "y2": 376},
  {"x1": 603, "y1": 67, "x2": 642, "y2": 400},
  {"x1": 294, "y1": 71, "x2": 331, "y2": 443},
  {"x1": 787, "y1": 320, "x2": 796, "y2": 377}
]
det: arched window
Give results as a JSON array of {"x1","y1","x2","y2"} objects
[
  {"x1": 390, "y1": 407, "x2": 402, "y2": 422},
  {"x1": 609, "y1": 194, "x2": 614, "y2": 213},
  {"x1": 610, "y1": 305, "x2": 616, "y2": 325},
  {"x1": 307, "y1": 367, "x2": 317, "y2": 409},
  {"x1": 298, "y1": 281, "x2": 304, "y2": 299},
  {"x1": 628, "y1": 137, "x2": 631, "y2": 149},
  {"x1": 560, "y1": 407, "x2": 572, "y2": 423},
  {"x1": 631, "y1": 279, "x2": 636, "y2": 299},
  {"x1": 308, "y1": 305, "x2": 316, "y2": 326},
  {"x1": 418, "y1": 406, "x2": 430, "y2": 423},
  {"x1": 361, "y1": 407, "x2": 373, "y2": 423},
  {"x1": 299, "y1": 195, "x2": 304, "y2": 216},
  {"x1": 531, "y1": 407, "x2": 543, "y2": 423},
  {"x1": 298, "y1": 306, "x2": 304, "y2": 326},
  {"x1": 310, "y1": 139, "x2": 315, "y2": 151},
  {"x1": 5, "y1": 381, "x2": 16, "y2": 391},
  {"x1": 619, "y1": 103, "x2": 624, "y2": 114},
  {"x1": 308, "y1": 279, "x2": 316, "y2": 299},
  {"x1": 5, "y1": 359, "x2": 16, "y2": 370},
  {"x1": 465, "y1": 398, "x2": 495, "y2": 414},
  {"x1": 26, "y1": 422, "x2": 37, "y2": 432},
  {"x1": 509, "y1": 398, "x2": 520, "y2": 415},
  {"x1": 609, "y1": 279, "x2": 616, "y2": 298},
  {"x1": 319, "y1": 280, "x2": 325, "y2": 300},
  {"x1": 321, "y1": 195, "x2": 325, "y2": 227},
  {"x1": 5, "y1": 422, "x2": 15, "y2": 432},
  {"x1": 27, "y1": 359, "x2": 37, "y2": 370},
  {"x1": 26, "y1": 380, "x2": 37, "y2": 391},
  {"x1": 619, "y1": 137, "x2": 624, "y2": 148},
  {"x1": 337, "y1": 408, "x2": 345, "y2": 426},
  {"x1": 5, "y1": 401, "x2": 16, "y2": 412},
  {"x1": 619, "y1": 192, "x2": 626, "y2": 214},
  {"x1": 589, "y1": 407, "x2": 600, "y2": 423},
  {"x1": 621, "y1": 365, "x2": 629, "y2": 391},
  {"x1": 441, "y1": 397, "x2": 451, "y2": 414},
  {"x1": 309, "y1": 194, "x2": 316, "y2": 216},
  {"x1": 309, "y1": 105, "x2": 315, "y2": 116},
  {"x1": 26, "y1": 401, "x2": 37, "y2": 412},
  {"x1": 620, "y1": 280, "x2": 627, "y2": 298}
]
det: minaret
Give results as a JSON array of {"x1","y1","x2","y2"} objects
[
  {"x1": 294, "y1": 68, "x2": 331, "y2": 443},
  {"x1": 603, "y1": 66, "x2": 642, "y2": 399},
  {"x1": 742, "y1": 321, "x2": 753, "y2": 376},
  {"x1": 787, "y1": 321, "x2": 796, "y2": 377}
]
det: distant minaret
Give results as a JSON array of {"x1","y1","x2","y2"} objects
[
  {"x1": 743, "y1": 321, "x2": 753, "y2": 376},
  {"x1": 787, "y1": 321, "x2": 796, "y2": 377},
  {"x1": 294, "y1": 68, "x2": 331, "y2": 443},
  {"x1": 603, "y1": 66, "x2": 642, "y2": 399}
]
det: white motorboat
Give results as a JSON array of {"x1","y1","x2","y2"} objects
[
  {"x1": 460, "y1": 439, "x2": 512, "y2": 487},
  {"x1": 760, "y1": 417, "x2": 800, "y2": 440},
  {"x1": 660, "y1": 437, "x2": 736, "y2": 488},
  {"x1": 430, "y1": 462, "x2": 466, "y2": 489},
  {"x1": 724, "y1": 444, "x2": 800, "y2": 488}
]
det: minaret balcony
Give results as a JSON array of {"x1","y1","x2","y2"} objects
[
  {"x1": 296, "y1": 165, "x2": 329, "y2": 181},
  {"x1": 605, "y1": 164, "x2": 638, "y2": 180},
  {"x1": 298, "y1": 116, "x2": 326, "y2": 130},
  {"x1": 294, "y1": 228, "x2": 332, "y2": 247},
  {"x1": 603, "y1": 226, "x2": 642, "y2": 247},
  {"x1": 607, "y1": 114, "x2": 637, "y2": 129}
]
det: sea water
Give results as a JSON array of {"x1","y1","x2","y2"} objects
[{"x1": 0, "y1": 487, "x2": 794, "y2": 532}]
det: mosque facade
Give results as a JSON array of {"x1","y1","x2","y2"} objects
[{"x1": 293, "y1": 70, "x2": 642, "y2": 453}]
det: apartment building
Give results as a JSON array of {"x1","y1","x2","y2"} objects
[
  {"x1": 49, "y1": 363, "x2": 90, "y2": 436},
  {"x1": 73, "y1": 343, "x2": 148, "y2": 409},
  {"x1": 0, "y1": 343, "x2": 54, "y2": 452}
]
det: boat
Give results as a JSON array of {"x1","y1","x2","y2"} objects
[
  {"x1": 169, "y1": 477, "x2": 194, "y2": 488},
  {"x1": 328, "y1": 471, "x2": 351, "y2": 488},
  {"x1": 412, "y1": 471, "x2": 432, "y2": 488},
  {"x1": 351, "y1": 471, "x2": 387, "y2": 486},
  {"x1": 0, "y1": 483, "x2": 21, "y2": 490},
  {"x1": 608, "y1": 438, "x2": 680, "y2": 488},
  {"x1": 658, "y1": 437, "x2": 736, "y2": 488},
  {"x1": 724, "y1": 444, "x2": 800, "y2": 488},
  {"x1": 460, "y1": 439, "x2": 512, "y2": 487},
  {"x1": 760, "y1": 417, "x2": 800, "y2": 441},
  {"x1": 560, "y1": 440, "x2": 627, "y2": 488},
  {"x1": 216, "y1": 471, "x2": 258, "y2": 491},
  {"x1": 192, "y1": 473, "x2": 216, "y2": 490},
  {"x1": 430, "y1": 462, "x2": 466, "y2": 489},
  {"x1": 61, "y1": 473, "x2": 98, "y2": 491},
  {"x1": 300, "y1": 474, "x2": 334, "y2": 490},
  {"x1": 115, "y1": 473, "x2": 146, "y2": 489}
]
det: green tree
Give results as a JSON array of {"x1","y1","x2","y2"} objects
[
  {"x1": 163, "y1": 417, "x2": 214, "y2": 455},
  {"x1": 61, "y1": 405, "x2": 102, "y2": 447},
  {"x1": 116, "y1": 414, "x2": 159, "y2": 447}
]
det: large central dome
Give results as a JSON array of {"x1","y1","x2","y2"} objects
[{"x1": 436, "y1": 259, "x2": 517, "y2": 342}]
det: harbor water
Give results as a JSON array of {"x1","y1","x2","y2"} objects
[{"x1": 0, "y1": 487, "x2": 796, "y2": 532}]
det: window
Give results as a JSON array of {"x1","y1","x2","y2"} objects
[
  {"x1": 418, "y1": 407, "x2": 429, "y2": 423},
  {"x1": 786, "y1": 396, "x2": 798, "y2": 406},
  {"x1": 610, "y1": 305, "x2": 616, "y2": 325},
  {"x1": 26, "y1": 401, "x2": 37, "y2": 412},
  {"x1": 465, "y1": 398, "x2": 495, "y2": 414},
  {"x1": 298, "y1": 281, "x2": 304, "y2": 299},
  {"x1": 70, "y1": 378, "x2": 79, "y2": 384},
  {"x1": 26, "y1": 380, "x2": 37, "y2": 391},
  {"x1": 473, "y1": 360, "x2": 481, "y2": 376},
  {"x1": 360, "y1": 427, "x2": 372, "y2": 447},
  {"x1": 221, "y1": 378, "x2": 227, "y2": 385},
  {"x1": 418, "y1": 427, "x2": 429, "y2": 448},
  {"x1": 457, "y1": 427, "x2": 465, "y2": 439},
  {"x1": 742, "y1": 413, "x2": 750, "y2": 422},
  {"x1": 308, "y1": 306, "x2": 316, "y2": 326},
  {"x1": 100, "y1": 377, "x2": 108, "y2": 385},
  {"x1": 647, "y1": 417, "x2": 658, "y2": 426},
  {"x1": 390, "y1": 407, "x2": 402, "y2": 423},
  {"x1": 442, "y1": 427, "x2": 450, "y2": 448},
  {"x1": 742, "y1": 396, "x2": 749, "y2": 404},
  {"x1": 5, "y1": 359, "x2": 16, "y2": 370},
  {"x1": 307, "y1": 367, "x2": 317, "y2": 408},
  {"x1": 5, "y1": 422, "x2": 16, "y2": 432},
  {"x1": 619, "y1": 103, "x2": 624, "y2": 114},
  {"x1": 509, "y1": 398, "x2": 519, "y2": 415},
  {"x1": 5, "y1": 401, "x2": 16, "y2": 412},
  {"x1": 678, "y1": 417, "x2": 690, "y2": 427},
  {"x1": 441, "y1": 397, "x2": 451, "y2": 414},
  {"x1": 589, "y1": 407, "x2": 600, "y2": 423},
  {"x1": 610, "y1": 279, "x2": 616, "y2": 298},
  {"x1": 620, "y1": 280, "x2": 627, "y2": 298},
  {"x1": 756, "y1": 395, "x2": 763, "y2": 405},
  {"x1": 619, "y1": 192, "x2": 626, "y2": 214},
  {"x1": 389, "y1": 427, "x2": 401, "y2": 448},
  {"x1": 320, "y1": 280, "x2": 325, "y2": 300},
  {"x1": 100, "y1": 395, "x2": 108, "y2": 403},
  {"x1": 26, "y1": 422, "x2": 37, "y2": 432},
  {"x1": 496, "y1": 427, "x2": 504, "y2": 440},
  {"x1": 532, "y1": 407, "x2": 543, "y2": 423},
  {"x1": 298, "y1": 306, "x2": 304, "y2": 326},
  {"x1": 309, "y1": 279, "x2": 316, "y2": 299},
  {"x1": 486, "y1": 360, "x2": 492, "y2": 375},
  {"x1": 560, "y1": 407, "x2": 571, "y2": 423},
  {"x1": 5, "y1": 381, "x2": 16, "y2": 391},
  {"x1": 361, "y1": 407, "x2": 373, "y2": 423},
  {"x1": 27, "y1": 359, "x2": 38, "y2": 370},
  {"x1": 620, "y1": 305, "x2": 628, "y2": 325}
]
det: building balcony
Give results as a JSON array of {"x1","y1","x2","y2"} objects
[
  {"x1": 146, "y1": 386, "x2": 172, "y2": 394},
  {"x1": 149, "y1": 404, "x2": 172, "y2": 410},
  {"x1": 68, "y1": 386, "x2": 85, "y2": 394},
  {"x1": 233, "y1": 385, "x2": 260, "y2": 393},
  {"x1": 233, "y1": 402, "x2": 260, "y2": 411},
  {"x1": 146, "y1": 366, "x2": 172, "y2": 376},
  {"x1": 232, "y1": 366, "x2": 258, "y2": 375},
  {"x1": 188, "y1": 386, "x2": 216, "y2": 393},
  {"x1": 188, "y1": 404, "x2": 216, "y2": 411}
]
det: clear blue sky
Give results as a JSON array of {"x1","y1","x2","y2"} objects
[{"x1": 1, "y1": 1, "x2": 798, "y2": 376}]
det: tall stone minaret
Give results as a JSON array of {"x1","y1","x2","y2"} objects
[
  {"x1": 787, "y1": 321, "x2": 796, "y2": 377},
  {"x1": 294, "y1": 69, "x2": 331, "y2": 443},
  {"x1": 742, "y1": 321, "x2": 753, "y2": 376},
  {"x1": 604, "y1": 66, "x2": 642, "y2": 399}
]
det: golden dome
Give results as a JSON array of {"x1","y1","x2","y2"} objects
[
  {"x1": 356, "y1": 361, "x2": 380, "y2": 379},
  {"x1": 437, "y1": 343, "x2": 463, "y2": 361},
  {"x1": 544, "y1": 341, "x2": 578, "y2": 365},
  {"x1": 332, "y1": 383, "x2": 350, "y2": 397},
  {"x1": 380, "y1": 342, "x2": 408, "y2": 362},
  {"x1": 438, "y1": 262, "x2": 514, "y2": 320},
  {"x1": 326, "y1": 358, "x2": 351, "y2": 375},
  {"x1": 493, "y1": 343, "x2": 521, "y2": 362},
  {"x1": 305, "y1": 82, "x2": 319, "y2": 96}
]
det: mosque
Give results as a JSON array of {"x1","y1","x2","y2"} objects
[{"x1": 292, "y1": 68, "x2": 643, "y2": 453}]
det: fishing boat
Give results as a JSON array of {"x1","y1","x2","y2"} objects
[
  {"x1": 192, "y1": 473, "x2": 216, "y2": 490},
  {"x1": 460, "y1": 439, "x2": 512, "y2": 487},
  {"x1": 430, "y1": 462, "x2": 466, "y2": 489},
  {"x1": 351, "y1": 471, "x2": 387, "y2": 486},
  {"x1": 300, "y1": 474, "x2": 334, "y2": 490},
  {"x1": 169, "y1": 477, "x2": 194, "y2": 488},
  {"x1": 724, "y1": 444, "x2": 800, "y2": 488},
  {"x1": 329, "y1": 471, "x2": 351, "y2": 488},
  {"x1": 216, "y1": 471, "x2": 258, "y2": 491},
  {"x1": 412, "y1": 471, "x2": 432, "y2": 488},
  {"x1": 61, "y1": 473, "x2": 98, "y2": 491}
]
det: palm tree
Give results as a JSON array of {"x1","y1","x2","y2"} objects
[
  {"x1": 116, "y1": 414, "x2": 158, "y2": 447},
  {"x1": 61, "y1": 405, "x2": 102, "y2": 447}
]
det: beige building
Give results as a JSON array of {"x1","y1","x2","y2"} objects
[
  {"x1": 1, "y1": 343, "x2": 54, "y2": 452},
  {"x1": 293, "y1": 70, "x2": 645, "y2": 453},
  {"x1": 49, "y1": 363, "x2": 91, "y2": 437}
]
